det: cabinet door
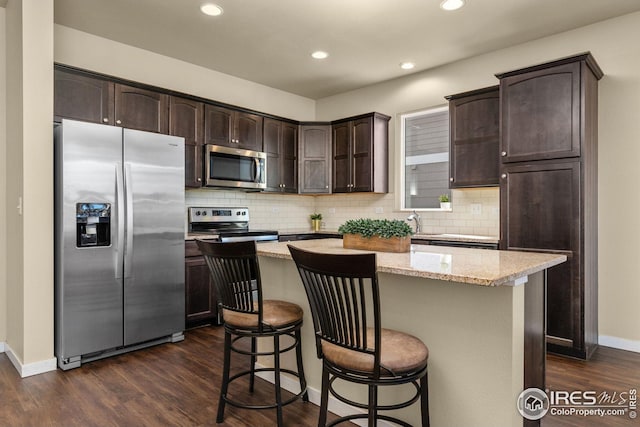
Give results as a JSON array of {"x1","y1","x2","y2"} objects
[
  {"x1": 54, "y1": 69, "x2": 114, "y2": 125},
  {"x1": 351, "y1": 117, "x2": 373, "y2": 192},
  {"x1": 170, "y1": 97, "x2": 204, "y2": 187},
  {"x1": 332, "y1": 121, "x2": 351, "y2": 193},
  {"x1": 114, "y1": 84, "x2": 169, "y2": 133},
  {"x1": 501, "y1": 160, "x2": 582, "y2": 351},
  {"x1": 501, "y1": 62, "x2": 581, "y2": 162},
  {"x1": 204, "y1": 104, "x2": 233, "y2": 146},
  {"x1": 299, "y1": 125, "x2": 331, "y2": 194},
  {"x1": 281, "y1": 122, "x2": 298, "y2": 193},
  {"x1": 449, "y1": 89, "x2": 499, "y2": 187},
  {"x1": 263, "y1": 118, "x2": 282, "y2": 192},
  {"x1": 234, "y1": 111, "x2": 263, "y2": 151},
  {"x1": 185, "y1": 256, "x2": 218, "y2": 325}
]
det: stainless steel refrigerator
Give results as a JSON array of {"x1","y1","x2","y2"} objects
[{"x1": 54, "y1": 119, "x2": 185, "y2": 370}]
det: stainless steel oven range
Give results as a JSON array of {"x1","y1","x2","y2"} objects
[{"x1": 188, "y1": 207, "x2": 278, "y2": 242}]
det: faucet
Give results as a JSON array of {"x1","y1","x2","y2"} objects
[{"x1": 407, "y1": 210, "x2": 421, "y2": 234}]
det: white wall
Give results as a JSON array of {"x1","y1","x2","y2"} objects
[
  {"x1": 0, "y1": 5, "x2": 7, "y2": 349},
  {"x1": 54, "y1": 25, "x2": 316, "y2": 122},
  {"x1": 316, "y1": 11, "x2": 640, "y2": 349}
]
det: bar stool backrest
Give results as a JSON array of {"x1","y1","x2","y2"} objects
[
  {"x1": 288, "y1": 245, "x2": 383, "y2": 378},
  {"x1": 196, "y1": 240, "x2": 263, "y2": 327}
]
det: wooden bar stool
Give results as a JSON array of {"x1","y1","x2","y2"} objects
[
  {"x1": 288, "y1": 245, "x2": 430, "y2": 427},
  {"x1": 196, "y1": 240, "x2": 308, "y2": 426}
]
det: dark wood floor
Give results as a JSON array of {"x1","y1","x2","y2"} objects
[{"x1": 0, "y1": 326, "x2": 638, "y2": 426}]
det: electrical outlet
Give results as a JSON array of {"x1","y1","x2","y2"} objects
[
  {"x1": 328, "y1": 208, "x2": 336, "y2": 214},
  {"x1": 272, "y1": 207, "x2": 279, "y2": 213},
  {"x1": 471, "y1": 203, "x2": 482, "y2": 215},
  {"x1": 375, "y1": 207, "x2": 384, "y2": 214}
]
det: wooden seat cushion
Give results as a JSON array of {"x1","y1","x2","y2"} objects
[
  {"x1": 321, "y1": 328, "x2": 429, "y2": 375},
  {"x1": 222, "y1": 300, "x2": 303, "y2": 329}
]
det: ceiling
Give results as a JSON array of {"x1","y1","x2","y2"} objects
[{"x1": 54, "y1": 0, "x2": 640, "y2": 99}]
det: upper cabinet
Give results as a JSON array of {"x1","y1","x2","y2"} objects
[
  {"x1": 298, "y1": 124, "x2": 331, "y2": 194},
  {"x1": 54, "y1": 68, "x2": 114, "y2": 125},
  {"x1": 499, "y1": 60, "x2": 587, "y2": 163},
  {"x1": 264, "y1": 118, "x2": 298, "y2": 193},
  {"x1": 55, "y1": 67, "x2": 169, "y2": 134},
  {"x1": 204, "y1": 104, "x2": 263, "y2": 152},
  {"x1": 332, "y1": 113, "x2": 390, "y2": 193},
  {"x1": 169, "y1": 96, "x2": 204, "y2": 188},
  {"x1": 446, "y1": 86, "x2": 500, "y2": 188},
  {"x1": 114, "y1": 84, "x2": 169, "y2": 133}
]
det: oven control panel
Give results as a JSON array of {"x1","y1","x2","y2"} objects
[{"x1": 188, "y1": 207, "x2": 249, "y2": 223}]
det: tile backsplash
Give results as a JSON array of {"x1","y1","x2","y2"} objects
[{"x1": 185, "y1": 187, "x2": 499, "y2": 237}]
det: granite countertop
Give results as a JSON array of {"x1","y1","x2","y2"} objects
[
  {"x1": 256, "y1": 238, "x2": 565, "y2": 287},
  {"x1": 412, "y1": 233, "x2": 500, "y2": 244}
]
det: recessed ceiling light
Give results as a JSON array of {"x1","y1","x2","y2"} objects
[
  {"x1": 200, "y1": 3, "x2": 224, "y2": 16},
  {"x1": 311, "y1": 51, "x2": 329, "y2": 60},
  {"x1": 440, "y1": 0, "x2": 465, "y2": 11},
  {"x1": 400, "y1": 62, "x2": 415, "y2": 70}
]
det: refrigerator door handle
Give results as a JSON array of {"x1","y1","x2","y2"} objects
[
  {"x1": 124, "y1": 163, "x2": 134, "y2": 279},
  {"x1": 116, "y1": 164, "x2": 125, "y2": 280}
]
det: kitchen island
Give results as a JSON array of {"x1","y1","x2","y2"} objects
[{"x1": 255, "y1": 239, "x2": 565, "y2": 427}]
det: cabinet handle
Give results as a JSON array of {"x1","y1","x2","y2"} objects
[
  {"x1": 501, "y1": 151, "x2": 507, "y2": 157},
  {"x1": 116, "y1": 119, "x2": 122, "y2": 125},
  {"x1": 501, "y1": 173, "x2": 507, "y2": 179},
  {"x1": 450, "y1": 177, "x2": 454, "y2": 182},
  {"x1": 102, "y1": 118, "x2": 109, "y2": 123}
]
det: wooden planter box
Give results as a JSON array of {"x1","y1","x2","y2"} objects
[{"x1": 342, "y1": 233, "x2": 411, "y2": 253}]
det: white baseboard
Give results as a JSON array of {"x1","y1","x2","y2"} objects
[
  {"x1": 255, "y1": 363, "x2": 394, "y2": 427},
  {"x1": 4, "y1": 343, "x2": 57, "y2": 378},
  {"x1": 0, "y1": 341, "x2": 5, "y2": 353},
  {"x1": 599, "y1": 335, "x2": 640, "y2": 353}
]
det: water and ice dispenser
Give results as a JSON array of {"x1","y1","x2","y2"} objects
[{"x1": 76, "y1": 203, "x2": 111, "y2": 247}]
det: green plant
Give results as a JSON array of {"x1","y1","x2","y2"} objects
[
  {"x1": 310, "y1": 213, "x2": 323, "y2": 220},
  {"x1": 438, "y1": 194, "x2": 450, "y2": 203},
  {"x1": 338, "y1": 218, "x2": 413, "y2": 238}
]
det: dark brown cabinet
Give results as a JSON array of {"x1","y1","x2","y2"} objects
[
  {"x1": 446, "y1": 86, "x2": 499, "y2": 188},
  {"x1": 185, "y1": 241, "x2": 218, "y2": 327},
  {"x1": 332, "y1": 112, "x2": 389, "y2": 193},
  {"x1": 169, "y1": 97, "x2": 204, "y2": 188},
  {"x1": 500, "y1": 61, "x2": 582, "y2": 163},
  {"x1": 497, "y1": 53, "x2": 602, "y2": 359},
  {"x1": 264, "y1": 118, "x2": 298, "y2": 193},
  {"x1": 54, "y1": 68, "x2": 114, "y2": 125},
  {"x1": 204, "y1": 104, "x2": 263, "y2": 152},
  {"x1": 114, "y1": 84, "x2": 169, "y2": 134},
  {"x1": 298, "y1": 124, "x2": 331, "y2": 194}
]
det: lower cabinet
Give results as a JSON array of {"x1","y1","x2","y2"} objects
[{"x1": 185, "y1": 241, "x2": 219, "y2": 327}]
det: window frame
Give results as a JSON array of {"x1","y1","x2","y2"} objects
[{"x1": 398, "y1": 105, "x2": 451, "y2": 212}]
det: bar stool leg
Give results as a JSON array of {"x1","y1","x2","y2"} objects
[
  {"x1": 420, "y1": 373, "x2": 430, "y2": 427},
  {"x1": 249, "y1": 336, "x2": 256, "y2": 393},
  {"x1": 294, "y1": 329, "x2": 309, "y2": 402},
  {"x1": 217, "y1": 329, "x2": 232, "y2": 423},
  {"x1": 368, "y1": 384, "x2": 378, "y2": 427},
  {"x1": 274, "y1": 334, "x2": 284, "y2": 427},
  {"x1": 318, "y1": 366, "x2": 330, "y2": 427}
]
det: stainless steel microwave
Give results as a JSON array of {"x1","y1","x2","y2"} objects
[{"x1": 204, "y1": 144, "x2": 267, "y2": 190}]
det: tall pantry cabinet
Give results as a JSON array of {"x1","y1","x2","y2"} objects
[{"x1": 497, "y1": 53, "x2": 603, "y2": 359}]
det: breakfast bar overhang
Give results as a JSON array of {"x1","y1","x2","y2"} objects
[{"x1": 255, "y1": 239, "x2": 566, "y2": 426}]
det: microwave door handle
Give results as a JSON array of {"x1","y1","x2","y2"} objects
[{"x1": 253, "y1": 158, "x2": 260, "y2": 183}]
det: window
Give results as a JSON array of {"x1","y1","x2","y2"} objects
[{"x1": 400, "y1": 106, "x2": 450, "y2": 210}]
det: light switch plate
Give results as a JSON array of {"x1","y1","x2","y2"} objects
[{"x1": 471, "y1": 203, "x2": 482, "y2": 215}]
